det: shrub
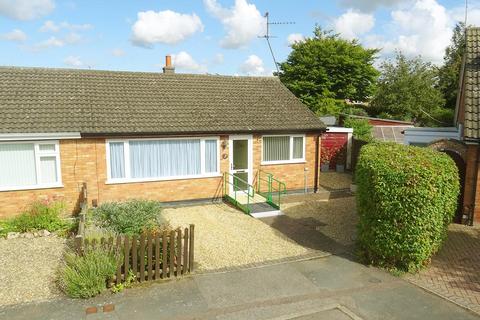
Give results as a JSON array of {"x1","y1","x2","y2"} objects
[
  {"x1": 0, "y1": 200, "x2": 71, "y2": 236},
  {"x1": 343, "y1": 117, "x2": 373, "y2": 141},
  {"x1": 58, "y1": 248, "x2": 119, "y2": 299},
  {"x1": 356, "y1": 143, "x2": 459, "y2": 273},
  {"x1": 93, "y1": 200, "x2": 164, "y2": 235}
]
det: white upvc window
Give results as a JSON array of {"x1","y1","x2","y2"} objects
[
  {"x1": 0, "y1": 140, "x2": 62, "y2": 191},
  {"x1": 261, "y1": 134, "x2": 306, "y2": 165},
  {"x1": 106, "y1": 137, "x2": 221, "y2": 184}
]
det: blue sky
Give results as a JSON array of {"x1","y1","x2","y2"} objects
[{"x1": 0, "y1": 0, "x2": 477, "y2": 75}]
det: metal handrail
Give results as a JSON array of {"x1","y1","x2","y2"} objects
[
  {"x1": 223, "y1": 172, "x2": 255, "y2": 214},
  {"x1": 257, "y1": 170, "x2": 286, "y2": 208}
]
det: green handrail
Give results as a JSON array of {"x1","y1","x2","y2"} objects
[
  {"x1": 257, "y1": 170, "x2": 286, "y2": 209},
  {"x1": 223, "y1": 172, "x2": 255, "y2": 214}
]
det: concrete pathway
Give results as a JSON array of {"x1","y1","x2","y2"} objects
[{"x1": 1, "y1": 255, "x2": 478, "y2": 320}]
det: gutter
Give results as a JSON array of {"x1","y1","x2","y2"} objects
[
  {"x1": 0, "y1": 132, "x2": 81, "y2": 141},
  {"x1": 81, "y1": 128, "x2": 327, "y2": 138}
]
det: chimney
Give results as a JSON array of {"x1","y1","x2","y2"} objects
[{"x1": 163, "y1": 55, "x2": 175, "y2": 74}]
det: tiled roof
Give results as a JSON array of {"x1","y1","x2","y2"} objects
[
  {"x1": 0, "y1": 67, "x2": 325, "y2": 135},
  {"x1": 464, "y1": 28, "x2": 480, "y2": 139}
]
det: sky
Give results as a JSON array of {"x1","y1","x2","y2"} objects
[{"x1": 0, "y1": 0, "x2": 478, "y2": 76}]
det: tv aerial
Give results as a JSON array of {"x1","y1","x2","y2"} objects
[{"x1": 258, "y1": 12, "x2": 295, "y2": 73}]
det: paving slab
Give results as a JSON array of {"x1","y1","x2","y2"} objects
[
  {"x1": 193, "y1": 262, "x2": 319, "y2": 309},
  {"x1": 0, "y1": 256, "x2": 478, "y2": 320}
]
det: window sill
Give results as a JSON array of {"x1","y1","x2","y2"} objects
[
  {"x1": 261, "y1": 160, "x2": 306, "y2": 166},
  {"x1": 106, "y1": 173, "x2": 222, "y2": 185},
  {"x1": 0, "y1": 183, "x2": 64, "y2": 192}
]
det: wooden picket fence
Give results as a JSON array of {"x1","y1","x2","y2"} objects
[
  {"x1": 75, "y1": 226, "x2": 195, "y2": 284},
  {"x1": 74, "y1": 183, "x2": 195, "y2": 284}
]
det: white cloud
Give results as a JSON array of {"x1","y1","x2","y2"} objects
[
  {"x1": 131, "y1": 10, "x2": 203, "y2": 47},
  {"x1": 369, "y1": 0, "x2": 452, "y2": 63},
  {"x1": 63, "y1": 55, "x2": 83, "y2": 67},
  {"x1": 40, "y1": 20, "x2": 93, "y2": 33},
  {"x1": 334, "y1": 10, "x2": 375, "y2": 40},
  {"x1": 39, "y1": 20, "x2": 59, "y2": 32},
  {"x1": 287, "y1": 33, "x2": 305, "y2": 45},
  {"x1": 204, "y1": 0, "x2": 266, "y2": 49},
  {"x1": 213, "y1": 53, "x2": 224, "y2": 64},
  {"x1": 339, "y1": 0, "x2": 410, "y2": 12},
  {"x1": 239, "y1": 55, "x2": 270, "y2": 76},
  {"x1": 171, "y1": 51, "x2": 207, "y2": 73},
  {"x1": 0, "y1": 0, "x2": 55, "y2": 20},
  {"x1": 1, "y1": 29, "x2": 27, "y2": 42},
  {"x1": 64, "y1": 32, "x2": 82, "y2": 44},
  {"x1": 39, "y1": 36, "x2": 64, "y2": 48},
  {"x1": 112, "y1": 48, "x2": 125, "y2": 57}
]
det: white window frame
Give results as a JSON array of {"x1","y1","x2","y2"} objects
[
  {"x1": 0, "y1": 140, "x2": 62, "y2": 192},
  {"x1": 106, "y1": 137, "x2": 221, "y2": 184},
  {"x1": 261, "y1": 134, "x2": 306, "y2": 165}
]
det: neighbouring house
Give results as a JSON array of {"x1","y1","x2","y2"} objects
[
  {"x1": 339, "y1": 114, "x2": 414, "y2": 144},
  {"x1": 404, "y1": 27, "x2": 480, "y2": 225},
  {"x1": 0, "y1": 56, "x2": 326, "y2": 218}
]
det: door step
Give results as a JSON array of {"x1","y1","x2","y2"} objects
[
  {"x1": 251, "y1": 210, "x2": 284, "y2": 218},
  {"x1": 249, "y1": 202, "x2": 284, "y2": 218}
]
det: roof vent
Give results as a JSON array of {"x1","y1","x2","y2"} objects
[{"x1": 163, "y1": 55, "x2": 175, "y2": 74}]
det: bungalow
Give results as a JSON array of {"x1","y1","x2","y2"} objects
[
  {"x1": 404, "y1": 27, "x2": 480, "y2": 225},
  {"x1": 0, "y1": 56, "x2": 326, "y2": 218}
]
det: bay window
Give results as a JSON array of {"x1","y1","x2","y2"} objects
[
  {"x1": 106, "y1": 137, "x2": 220, "y2": 182},
  {"x1": 0, "y1": 141, "x2": 61, "y2": 191},
  {"x1": 262, "y1": 135, "x2": 305, "y2": 164}
]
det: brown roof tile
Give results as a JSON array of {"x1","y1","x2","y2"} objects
[
  {"x1": 464, "y1": 28, "x2": 480, "y2": 139},
  {"x1": 0, "y1": 67, "x2": 325, "y2": 135}
]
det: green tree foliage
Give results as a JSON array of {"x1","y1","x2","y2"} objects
[
  {"x1": 343, "y1": 117, "x2": 373, "y2": 141},
  {"x1": 356, "y1": 143, "x2": 459, "y2": 273},
  {"x1": 278, "y1": 27, "x2": 379, "y2": 116},
  {"x1": 370, "y1": 53, "x2": 449, "y2": 126},
  {"x1": 438, "y1": 22, "x2": 465, "y2": 110}
]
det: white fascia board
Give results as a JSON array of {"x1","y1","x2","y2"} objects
[
  {"x1": 326, "y1": 127, "x2": 354, "y2": 133},
  {"x1": 0, "y1": 132, "x2": 81, "y2": 141}
]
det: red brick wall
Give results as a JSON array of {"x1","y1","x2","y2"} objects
[{"x1": 0, "y1": 133, "x2": 320, "y2": 218}]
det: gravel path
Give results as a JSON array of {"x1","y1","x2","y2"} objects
[
  {"x1": 163, "y1": 203, "x2": 311, "y2": 271},
  {"x1": 282, "y1": 196, "x2": 358, "y2": 247},
  {"x1": 0, "y1": 236, "x2": 67, "y2": 307},
  {"x1": 318, "y1": 172, "x2": 353, "y2": 191}
]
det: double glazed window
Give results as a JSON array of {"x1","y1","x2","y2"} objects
[
  {"x1": 262, "y1": 135, "x2": 305, "y2": 164},
  {"x1": 107, "y1": 138, "x2": 219, "y2": 182},
  {"x1": 0, "y1": 141, "x2": 61, "y2": 191}
]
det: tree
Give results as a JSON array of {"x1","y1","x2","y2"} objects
[
  {"x1": 277, "y1": 27, "x2": 380, "y2": 116},
  {"x1": 438, "y1": 22, "x2": 466, "y2": 110},
  {"x1": 370, "y1": 53, "x2": 448, "y2": 126}
]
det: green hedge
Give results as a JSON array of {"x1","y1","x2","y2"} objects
[{"x1": 356, "y1": 143, "x2": 459, "y2": 272}]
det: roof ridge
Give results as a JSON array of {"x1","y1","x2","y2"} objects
[{"x1": 0, "y1": 65, "x2": 279, "y2": 81}]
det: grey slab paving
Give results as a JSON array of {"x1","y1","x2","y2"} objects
[
  {"x1": 193, "y1": 262, "x2": 319, "y2": 309},
  {"x1": 1, "y1": 256, "x2": 479, "y2": 320}
]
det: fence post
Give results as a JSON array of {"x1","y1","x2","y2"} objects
[
  {"x1": 183, "y1": 227, "x2": 189, "y2": 274},
  {"x1": 169, "y1": 230, "x2": 175, "y2": 277},
  {"x1": 189, "y1": 224, "x2": 194, "y2": 273},
  {"x1": 162, "y1": 231, "x2": 167, "y2": 278},
  {"x1": 75, "y1": 235, "x2": 84, "y2": 255}
]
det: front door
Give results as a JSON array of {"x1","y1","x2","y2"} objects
[{"x1": 229, "y1": 135, "x2": 252, "y2": 194}]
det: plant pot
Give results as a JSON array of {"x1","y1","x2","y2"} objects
[
  {"x1": 336, "y1": 164, "x2": 345, "y2": 173},
  {"x1": 321, "y1": 164, "x2": 330, "y2": 172},
  {"x1": 350, "y1": 183, "x2": 357, "y2": 193}
]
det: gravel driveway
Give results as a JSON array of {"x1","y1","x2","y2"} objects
[
  {"x1": 163, "y1": 203, "x2": 313, "y2": 271},
  {"x1": 0, "y1": 236, "x2": 66, "y2": 307}
]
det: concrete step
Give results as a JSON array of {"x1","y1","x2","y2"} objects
[{"x1": 249, "y1": 202, "x2": 284, "y2": 218}]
